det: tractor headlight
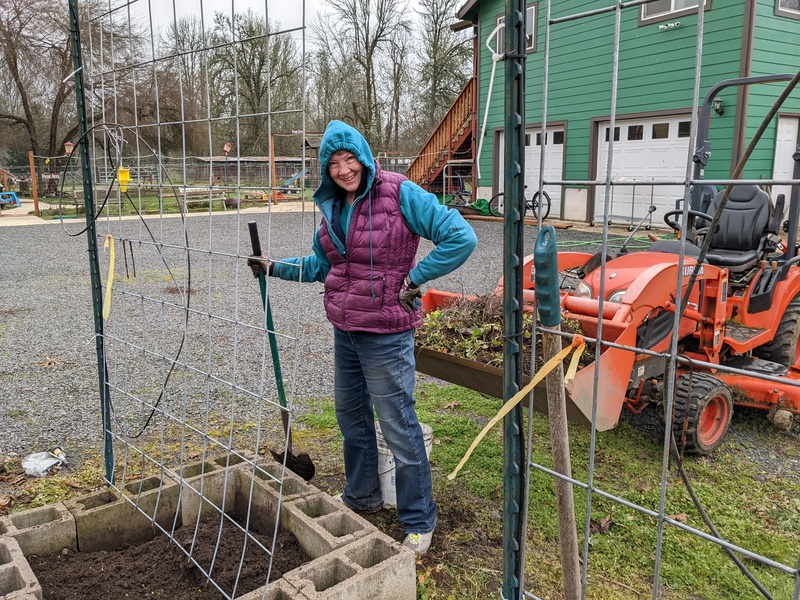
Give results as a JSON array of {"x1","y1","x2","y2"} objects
[
  {"x1": 608, "y1": 289, "x2": 627, "y2": 303},
  {"x1": 574, "y1": 281, "x2": 593, "y2": 299}
]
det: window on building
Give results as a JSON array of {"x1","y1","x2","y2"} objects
[
  {"x1": 535, "y1": 130, "x2": 563, "y2": 146},
  {"x1": 627, "y1": 125, "x2": 644, "y2": 141},
  {"x1": 641, "y1": 0, "x2": 710, "y2": 22},
  {"x1": 496, "y1": 4, "x2": 537, "y2": 54},
  {"x1": 776, "y1": 0, "x2": 800, "y2": 19},
  {"x1": 652, "y1": 123, "x2": 670, "y2": 139},
  {"x1": 677, "y1": 121, "x2": 691, "y2": 138},
  {"x1": 605, "y1": 127, "x2": 620, "y2": 142}
]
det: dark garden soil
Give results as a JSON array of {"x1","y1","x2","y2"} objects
[{"x1": 28, "y1": 513, "x2": 310, "y2": 600}]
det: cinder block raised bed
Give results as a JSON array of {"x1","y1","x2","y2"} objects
[{"x1": 0, "y1": 455, "x2": 416, "y2": 599}]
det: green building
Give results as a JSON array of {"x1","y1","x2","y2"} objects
[{"x1": 410, "y1": 0, "x2": 800, "y2": 225}]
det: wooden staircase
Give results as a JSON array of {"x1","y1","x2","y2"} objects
[{"x1": 407, "y1": 78, "x2": 476, "y2": 192}]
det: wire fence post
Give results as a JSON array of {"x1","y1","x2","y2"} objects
[
  {"x1": 502, "y1": 0, "x2": 527, "y2": 597},
  {"x1": 68, "y1": 0, "x2": 114, "y2": 485}
]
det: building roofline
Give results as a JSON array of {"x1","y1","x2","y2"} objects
[{"x1": 456, "y1": 0, "x2": 480, "y2": 22}]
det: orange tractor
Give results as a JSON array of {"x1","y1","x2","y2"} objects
[{"x1": 420, "y1": 77, "x2": 800, "y2": 454}]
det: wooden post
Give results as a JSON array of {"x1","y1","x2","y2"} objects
[
  {"x1": 27, "y1": 151, "x2": 40, "y2": 217},
  {"x1": 269, "y1": 135, "x2": 279, "y2": 204},
  {"x1": 542, "y1": 329, "x2": 582, "y2": 600}
]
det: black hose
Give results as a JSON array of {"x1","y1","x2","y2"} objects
[{"x1": 670, "y1": 434, "x2": 774, "y2": 600}]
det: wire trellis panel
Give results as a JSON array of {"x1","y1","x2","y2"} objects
[
  {"x1": 68, "y1": 1, "x2": 314, "y2": 598},
  {"x1": 515, "y1": 1, "x2": 800, "y2": 599}
]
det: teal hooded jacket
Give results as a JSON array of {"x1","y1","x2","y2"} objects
[{"x1": 272, "y1": 120, "x2": 477, "y2": 292}]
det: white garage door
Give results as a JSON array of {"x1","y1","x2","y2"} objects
[
  {"x1": 596, "y1": 116, "x2": 692, "y2": 225},
  {"x1": 773, "y1": 116, "x2": 799, "y2": 206},
  {"x1": 498, "y1": 126, "x2": 564, "y2": 218}
]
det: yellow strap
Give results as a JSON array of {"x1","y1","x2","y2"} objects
[
  {"x1": 102, "y1": 234, "x2": 115, "y2": 320},
  {"x1": 447, "y1": 335, "x2": 585, "y2": 480}
]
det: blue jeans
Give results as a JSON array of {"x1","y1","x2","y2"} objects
[{"x1": 334, "y1": 327, "x2": 436, "y2": 534}]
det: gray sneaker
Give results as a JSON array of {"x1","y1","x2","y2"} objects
[{"x1": 402, "y1": 531, "x2": 433, "y2": 557}]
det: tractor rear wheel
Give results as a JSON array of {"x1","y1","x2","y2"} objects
[
  {"x1": 668, "y1": 372, "x2": 733, "y2": 455},
  {"x1": 754, "y1": 294, "x2": 800, "y2": 367}
]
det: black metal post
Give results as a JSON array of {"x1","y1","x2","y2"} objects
[{"x1": 68, "y1": 0, "x2": 114, "y2": 484}]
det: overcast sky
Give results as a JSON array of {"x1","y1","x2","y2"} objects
[{"x1": 127, "y1": 0, "x2": 322, "y2": 34}]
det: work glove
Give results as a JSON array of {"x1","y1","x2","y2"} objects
[
  {"x1": 248, "y1": 256, "x2": 273, "y2": 279},
  {"x1": 398, "y1": 275, "x2": 422, "y2": 312}
]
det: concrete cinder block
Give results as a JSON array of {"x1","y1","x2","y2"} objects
[
  {"x1": 0, "y1": 537, "x2": 42, "y2": 600},
  {"x1": 233, "y1": 469, "x2": 281, "y2": 536},
  {"x1": 283, "y1": 532, "x2": 415, "y2": 600},
  {"x1": 2, "y1": 457, "x2": 417, "y2": 600},
  {"x1": 121, "y1": 474, "x2": 182, "y2": 531},
  {"x1": 64, "y1": 475, "x2": 182, "y2": 553},
  {"x1": 0, "y1": 503, "x2": 75, "y2": 558},
  {"x1": 250, "y1": 457, "x2": 316, "y2": 503},
  {"x1": 178, "y1": 460, "x2": 237, "y2": 524},
  {"x1": 281, "y1": 494, "x2": 377, "y2": 560},
  {"x1": 233, "y1": 577, "x2": 304, "y2": 600}
]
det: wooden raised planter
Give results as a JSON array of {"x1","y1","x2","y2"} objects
[{"x1": 414, "y1": 344, "x2": 592, "y2": 427}]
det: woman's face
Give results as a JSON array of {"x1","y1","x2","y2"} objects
[{"x1": 328, "y1": 150, "x2": 363, "y2": 195}]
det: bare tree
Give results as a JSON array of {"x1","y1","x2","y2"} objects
[
  {"x1": 312, "y1": 0, "x2": 411, "y2": 147},
  {"x1": 161, "y1": 16, "x2": 211, "y2": 155},
  {"x1": 208, "y1": 10, "x2": 303, "y2": 155},
  {"x1": 416, "y1": 0, "x2": 471, "y2": 130},
  {"x1": 0, "y1": 0, "x2": 74, "y2": 158},
  {"x1": 382, "y1": 32, "x2": 412, "y2": 150}
]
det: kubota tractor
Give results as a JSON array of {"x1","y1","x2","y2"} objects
[{"x1": 420, "y1": 76, "x2": 800, "y2": 455}]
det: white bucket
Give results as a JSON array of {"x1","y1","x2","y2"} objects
[{"x1": 375, "y1": 422, "x2": 433, "y2": 508}]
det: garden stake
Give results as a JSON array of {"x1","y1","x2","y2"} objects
[
  {"x1": 534, "y1": 225, "x2": 581, "y2": 600},
  {"x1": 248, "y1": 221, "x2": 315, "y2": 481}
]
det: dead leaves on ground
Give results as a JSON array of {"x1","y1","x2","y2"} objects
[
  {"x1": 0, "y1": 491, "x2": 39, "y2": 516},
  {"x1": 590, "y1": 514, "x2": 614, "y2": 534}
]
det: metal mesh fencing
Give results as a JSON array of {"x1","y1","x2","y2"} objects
[
  {"x1": 516, "y1": 2, "x2": 800, "y2": 599},
  {"x1": 66, "y1": 1, "x2": 314, "y2": 598}
]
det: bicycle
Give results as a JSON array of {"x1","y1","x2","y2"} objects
[{"x1": 488, "y1": 187, "x2": 551, "y2": 220}]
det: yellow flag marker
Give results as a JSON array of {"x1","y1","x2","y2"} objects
[
  {"x1": 117, "y1": 167, "x2": 130, "y2": 193},
  {"x1": 102, "y1": 234, "x2": 115, "y2": 320},
  {"x1": 447, "y1": 335, "x2": 585, "y2": 480}
]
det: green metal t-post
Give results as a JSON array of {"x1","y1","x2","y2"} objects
[
  {"x1": 502, "y1": 0, "x2": 527, "y2": 598},
  {"x1": 68, "y1": 0, "x2": 115, "y2": 485}
]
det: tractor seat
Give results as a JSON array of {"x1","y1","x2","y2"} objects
[{"x1": 701, "y1": 185, "x2": 772, "y2": 272}]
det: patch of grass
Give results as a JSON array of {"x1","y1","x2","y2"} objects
[{"x1": 6, "y1": 383, "x2": 798, "y2": 599}]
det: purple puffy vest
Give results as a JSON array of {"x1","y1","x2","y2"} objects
[{"x1": 318, "y1": 168, "x2": 422, "y2": 333}]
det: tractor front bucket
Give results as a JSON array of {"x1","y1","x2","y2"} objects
[{"x1": 565, "y1": 323, "x2": 637, "y2": 431}]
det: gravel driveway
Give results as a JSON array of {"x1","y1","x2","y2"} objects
[
  {"x1": 0, "y1": 209, "x2": 571, "y2": 466},
  {"x1": 1, "y1": 208, "x2": 797, "y2": 476}
]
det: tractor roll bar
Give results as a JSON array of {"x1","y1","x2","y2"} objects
[{"x1": 691, "y1": 73, "x2": 796, "y2": 208}]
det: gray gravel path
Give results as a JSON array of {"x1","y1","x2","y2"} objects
[
  {"x1": 1, "y1": 211, "x2": 796, "y2": 476},
  {"x1": 0, "y1": 211, "x2": 609, "y2": 467}
]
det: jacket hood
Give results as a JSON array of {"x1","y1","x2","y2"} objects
[{"x1": 313, "y1": 120, "x2": 376, "y2": 206}]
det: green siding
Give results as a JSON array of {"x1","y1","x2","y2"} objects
[
  {"x1": 474, "y1": 0, "x2": 800, "y2": 194},
  {"x1": 745, "y1": 0, "x2": 800, "y2": 180}
]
